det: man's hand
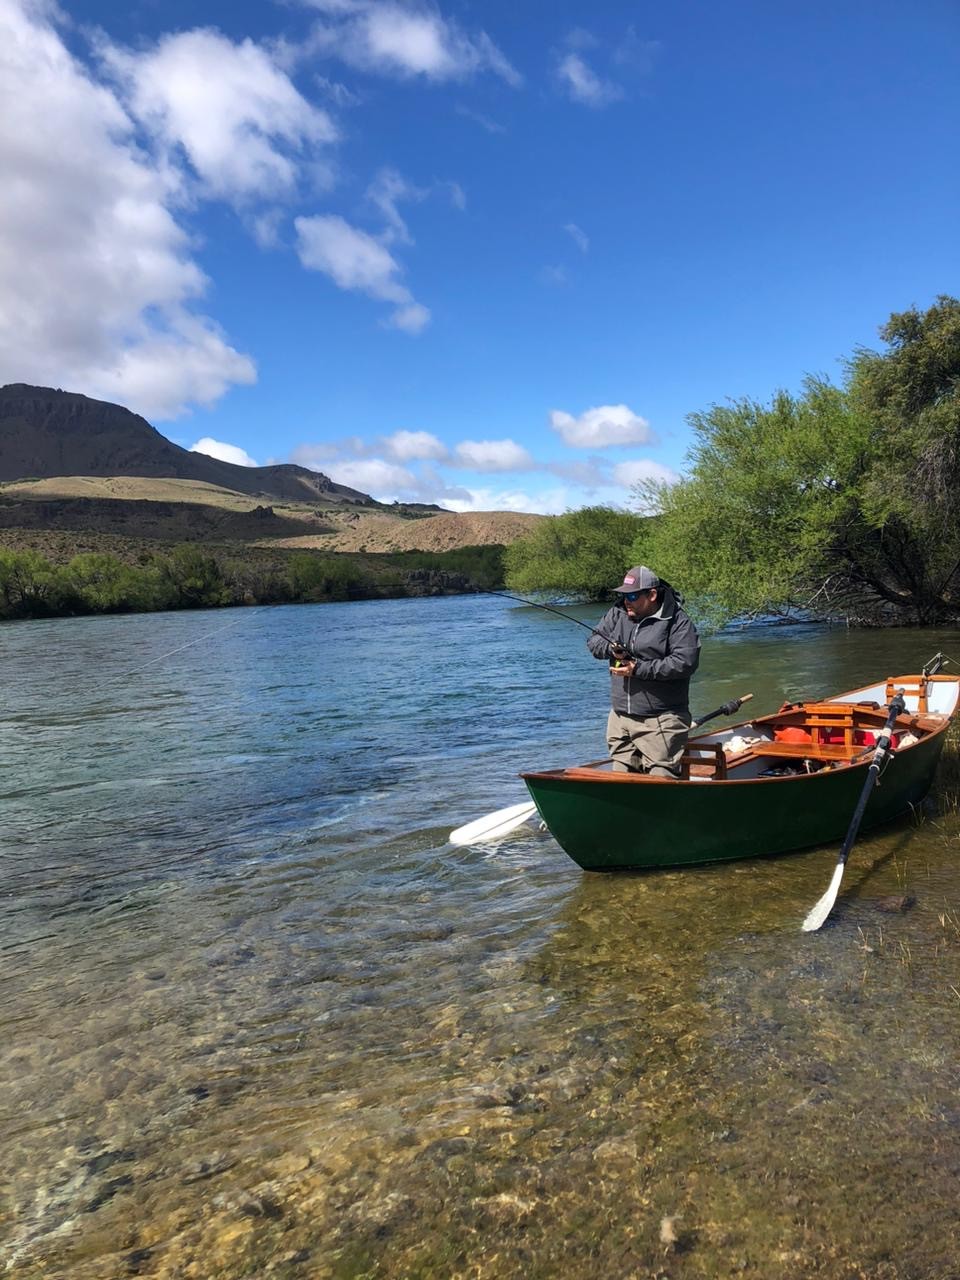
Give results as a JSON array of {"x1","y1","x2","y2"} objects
[{"x1": 610, "y1": 646, "x2": 637, "y2": 677}]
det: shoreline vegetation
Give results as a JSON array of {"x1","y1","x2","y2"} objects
[
  {"x1": 0, "y1": 543, "x2": 506, "y2": 622},
  {"x1": 508, "y1": 297, "x2": 960, "y2": 628}
]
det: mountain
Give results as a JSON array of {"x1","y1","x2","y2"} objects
[{"x1": 0, "y1": 384, "x2": 375, "y2": 504}]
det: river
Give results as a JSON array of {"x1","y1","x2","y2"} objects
[{"x1": 2, "y1": 596, "x2": 960, "y2": 1278}]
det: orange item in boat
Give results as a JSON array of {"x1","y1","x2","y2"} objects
[{"x1": 774, "y1": 725, "x2": 811, "y2": 743}]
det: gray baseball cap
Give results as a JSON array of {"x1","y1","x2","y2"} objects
[{"x1": 614, "y1": 565, "x2": 660, "y2": 592}]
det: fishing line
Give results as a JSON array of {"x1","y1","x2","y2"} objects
[
  {"x1": 473, "y1": 587, "x2": 626, "y2": 648},
  {"x1": 126, "y1": 607, "x2": 268, "y2": 676}
]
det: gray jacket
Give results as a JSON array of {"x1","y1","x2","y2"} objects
[{"x1": 587, "y1": 583, "x2": 700, "y2": 716}]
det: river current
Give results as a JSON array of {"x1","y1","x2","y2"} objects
[{"x1": 2, "y1": 596, "x2": 960, "y2": 1278}]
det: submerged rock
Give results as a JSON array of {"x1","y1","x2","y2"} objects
[{"x1": 872, "y1": 894, "x2": 917, "y2": 914}]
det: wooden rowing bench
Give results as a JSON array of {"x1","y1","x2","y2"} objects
[{"x1": 680, "y1": 738, "x2": 871, "y2": 780}]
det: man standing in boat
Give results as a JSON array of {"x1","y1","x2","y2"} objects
[{"x1": 587, "y1": 565, "x2": 701, "y2": 777}]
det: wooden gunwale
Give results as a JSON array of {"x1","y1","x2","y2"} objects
[{"x1": 522, "y1": 706, "x2": 952, "y2": 788}]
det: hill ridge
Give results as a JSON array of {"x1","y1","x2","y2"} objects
[{"x1": 0, "y1": 383, "x2": 378, "y2": 505}]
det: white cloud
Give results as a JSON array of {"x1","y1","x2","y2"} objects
[
  {"x1": 454, "y1": 439, "x2": 534, "y2": 472},
  {"x1": 556, "y1": 52, "x2": 623, "y2": 107},
  {"x1": 289, "y1": 441, "x2": 347, "y2": 468},
  {"x1": 0, "y1": 0, "x2": 255, "y2": 419},
  {"x1": 305, "y1": 0, "x2": 521, "y2": 86},
  {"x1": 93, "y1": 318, "x2": 256, "y2": 419},
  {"x1": 383, "y1": 429, "x2": 447, "y2": 461},
  {"x1": 190, "y1": 436, "x2": 259, "y2": 466},
  {"x1": 444, "y1": 180, "x2": 467, "y2": 210},
  {"x1": 101, "y1": 28, "x2": 337, "y2": 203},
  {"x1": 384, "y1": 301, "x2": 431, "y2": 333},
  {"x1": 612, "y1": 458, "x2": 679, "y2": 487},
  {"x1": 295, "y1": 213, "x2": 430, "y2": 331},
  {"x1": 550, "y1": 404, "x2": 652, "y2": 448},
  {"x1": 366, "y1": 165, "x2": 425, "y2": 244},
  {"x1": 564, "y1": 222, "x2": 589, "y2": 253},
  {"x1": 324, "y1": 456, "x2": 417, "y2": 496},
  {"x1": 440, "y1": 486, "x2": 576, "y2": 515}
]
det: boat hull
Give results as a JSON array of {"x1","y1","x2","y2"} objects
[{"x1": 522, "y1": 725, "x2": 947, "y2": 872}]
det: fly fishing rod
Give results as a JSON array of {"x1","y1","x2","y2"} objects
[{"x1": 473, "y1": 587, "x2": 633, "y2": 651}]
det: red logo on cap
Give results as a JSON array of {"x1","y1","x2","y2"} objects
[{"x1": 624, "y1": 575, "x2": 636, "y2": 585}]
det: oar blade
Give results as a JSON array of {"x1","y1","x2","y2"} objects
[
  {"x1": 801, "y1": 862, "x2": 846, "y2": 932},
  {"x1": 449, "y1": 800, "x2": 538, "y2": 847}
]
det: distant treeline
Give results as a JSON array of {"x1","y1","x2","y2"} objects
[{"x1": 0, "y1": 543, "x2": 505, "y2": 621}]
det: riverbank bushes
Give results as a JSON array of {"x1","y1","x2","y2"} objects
[
  {"x1": 503, "y1": 506, "x2": 648, "y2": 601},
  {"x1": 0, "y1": 542, "x2": 506, "y2": 621}
]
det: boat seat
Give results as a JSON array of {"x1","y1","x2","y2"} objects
[
  {"x1": 886, "y1": 676, "x2": 928, "y2": 713},
  {"x1": 748, "y1": 741, "x2": 868, "y2": 763},
  {"x1": 679, "y1": 742, "x2": 728, "y2": 780}
]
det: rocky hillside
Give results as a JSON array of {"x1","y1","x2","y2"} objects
[
  {"x1": 0, "y1": 384, "x2": 376, "y2": 504},
  {"x1": 0, "y1": 385, "x2": 547, "y2": 560}
]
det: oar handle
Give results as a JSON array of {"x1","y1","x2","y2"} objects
[{"x1": 693, "y1": 693, "x2": 754, "y2": 728}]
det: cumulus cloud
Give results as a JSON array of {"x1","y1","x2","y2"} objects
[
  {"x1": 383, "y1": 429, "x2": 447, "y2": 461},
  {"x1": 323, "y1": 456, "x2": 418, "y2": 496},
  {"x1": 440, "y1": 486, "x2": 578, "y2": 515},
  {"x1": 100, "y1": 28, "x2": 338, "y2": 203},
  {"x1": 550, "y1": 404, "x2": 652, "y2": 448},
  {"x1": 309, "y1": 453, "x2": 471, "y2": 505},
  {"x1": 385, "y1": 301, "x2": 431, "y2": 333},
  {"x1": 556, "y1": 52, "x2": 624, "y2": 107},
  {"x1": 304, "y1": 0, "x2": 521, "y2": 86},
  {"x1": 453, "y1": 439, "x2": 534, "y2": 472},
  {"x1": 289, "y1": 441, "x2": 350, "y2": 469},
  {"x1": 294, "y1": 213, "x2": 430, "y2": 331},
  {"x1": 0, "y1": 0, "x2": 255, "y2": 419},
  {"x1": 190, "y1": 436, "x2": 260, "y2": 466}
]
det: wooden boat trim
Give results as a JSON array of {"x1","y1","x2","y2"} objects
[{"x1": 522, "y1": 675, "x2": 957, "y2": 788}]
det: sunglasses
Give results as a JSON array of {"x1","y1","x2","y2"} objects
[{"x1": 622, "y1": 590, "x2": 649, "y2": 602}]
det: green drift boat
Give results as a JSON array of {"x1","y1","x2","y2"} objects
[{"x1": 520, "y1": 670, "x2": 960, "y2": 872}]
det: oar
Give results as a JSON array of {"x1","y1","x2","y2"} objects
[
  {"x1": 801, "y1": 692, "x2": 906, "y2": 932},
  {"x1": 449, "y1": 800, "x2": 539, "y2": 846},
  {"x1": 693, "y1": 693, "x2": 753, "y2": 728}
]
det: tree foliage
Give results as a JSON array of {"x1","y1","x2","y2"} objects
[
  {"x1": 632, "y1": 296, "x2": 960, "y2": 626},
  {"x1": 503, "y1": 506, "x2": 646, "y2": 601},
  {"x1": 0, "y1": 542, "x2": 510, "y2": 622}
]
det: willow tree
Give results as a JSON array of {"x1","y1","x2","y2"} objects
[
  {"x1": 632, "y1": 297, "x2": 960, "y2": 626},
  {"x1": 504, "y1": 505, "x2": 646, "y2": 600}
]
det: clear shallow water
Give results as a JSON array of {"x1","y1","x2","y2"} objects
[{"x1": 2, "y1": 598, "x2": 960, "y2": 1278}]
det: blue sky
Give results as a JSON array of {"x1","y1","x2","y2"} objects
[{"x1": 2, "y1": 0, "x2": 958, "y2": 512}]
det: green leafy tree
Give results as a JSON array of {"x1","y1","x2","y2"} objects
[
  {"x1": 850, "y1": 295, "x2": 960, "y2": 615},
  {"x1": 157, "y1": 545, "x2": 231, "y2": 609},
  {"x1": 504, "y1": 506, "x2": 647, "y2": 600},
  {"x1": 632, "y1": 296, "x2": 960, "y2": 626},
  {"x1": 0, "y1": 549, "x2": 64, "y2": 618},
  {"x1": 288, "y1": 553, "x2": 366, "y2": 601},
  {"x1": 62, "y1": 552, "x2": 157, "y2": 612}
]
